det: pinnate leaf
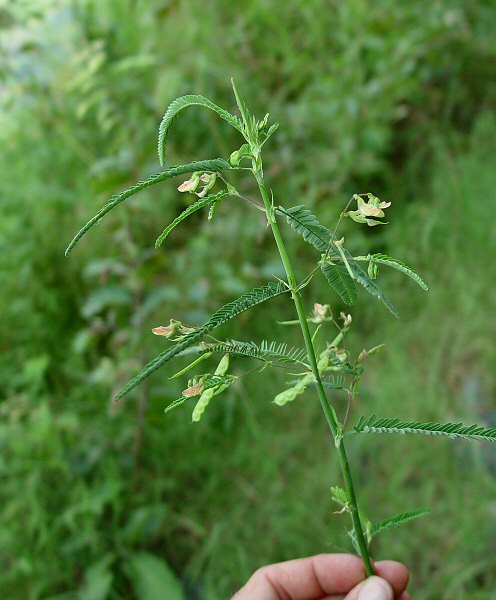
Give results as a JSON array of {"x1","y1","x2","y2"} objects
[
  {"x1": 155, "y1": 190, "x2": 228, "y2": 248},
  {"x1": 279, "y1": 204, "x2": 332, "y2": 253},
  {"x1": 320, "y1": 261, "x2": 358, "y2": 306},
  {"x1": 369, "y1": 253, "x2": 428, "y2": 290},
  {"x1": 198, "y1": 339, "x2": 309, "y2": 367},
  {"x1": 371, "y1": 509, "x2": 430, "y2": 537},
  {"x1": 66, "y1": 159, "x2": 231, "y2": 255},
  {"x1": 347, "y1": 258, "x2": 399, "y2": 318},
  {"x1": 354, "y1": 415, "x2": 496, "y2": 442},
  {"x1": 280, "y1": 204, "x2": 397, "y2": 314},
  {"x1": 114, "y1": 281, "x2": 289, "y2": 401},
  {"x1": 158, "y1": 95, "x2": 242, "y2": 166}
]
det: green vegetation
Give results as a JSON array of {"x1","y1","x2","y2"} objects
[{"x1": 1, "y1": 1, "x2": 496, "y2": 599}]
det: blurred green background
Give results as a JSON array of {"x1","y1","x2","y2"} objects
[{"x1": 1, "y1": 1, "x2": 496, "y2": 598}]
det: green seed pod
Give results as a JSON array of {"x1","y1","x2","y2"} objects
[
  {"x1": 215, "y1": 353, "x2": 230, "y2": 376},
  {"x1": 273, "y1": 373, "x2": 313, "y2": 406},
  {"x1": 191, "y1": 354, "x2": 230, "y2": 421},
  {"x1": 192, "y1": 388, "x2": 215, "y2": 422},
  {"x1": 317, "y1": 349, "x2": 330, "y2": 373}
]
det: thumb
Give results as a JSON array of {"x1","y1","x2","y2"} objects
[{"x1": 346, "y1": 575, "x2": 394, "y2": 600}]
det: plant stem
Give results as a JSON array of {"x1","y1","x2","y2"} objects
[{"x1": 254, "y1": 168, "x2": 374, "y2": 577}]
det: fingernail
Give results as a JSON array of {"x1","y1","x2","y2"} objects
[{"x1": 357, "y1": 576, "x2": 394, "y2": 600}]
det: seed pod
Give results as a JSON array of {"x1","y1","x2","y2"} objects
[
  {"x1": 191, "y1": 354, "x2": 230, "y2": 422},
  {"x1": 191, "y1": 388, "x2": 215, "y2": 421},
  {"x1": 273, "y1": 373, "x2": 313, "y2": 406}
]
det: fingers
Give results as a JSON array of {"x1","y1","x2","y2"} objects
[
  {"x1": 374, "y1": 561, "x2": 410, "y2": 596},
  {"x1": 343, "y1": 561, "x2": 410, "y2": 600},
  {"x1": 319, "y1": 595, "x2": 411, "y2": 600},
  {"x1": 324, "y1": 570, "x2": 410, "y2": 600},
  {"x1": 232, "y1": 554, "x2": 366, "y2": 600},
  {"x1": 232, "y1": 554, "x2": 410, "y2": 600},
  {"x1": 344, "y1": 576, "x2": 394, "y2": 600}
]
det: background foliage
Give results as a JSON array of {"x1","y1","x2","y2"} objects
[{"x1": 1, "y1": 1, "x2": 496, "y2": 598}]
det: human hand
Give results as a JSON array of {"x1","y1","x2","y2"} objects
[{"x1": 232, "y1": 554, "x2": 410, "y2": 599}]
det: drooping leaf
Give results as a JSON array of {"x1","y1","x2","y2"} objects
[
  {"x1": 369, "y1": 254, "x2": 429, "y2": 290},
  {"x1": 114, "y1": 281, "x2": 289, "y2": 401},
  {"x1": 279, "y1": 205, "x2": 358, "y2": 305},
  {"x1": 158, "y1": 95, "x2": 242, "y2": 166},
  {"x1": 65, "y1": 159, "x2": 231, "y2": 255},
  {"x1": 371, "y1": 509, "x2": 430, "y2": 537},
  {"x1": 280, "y1": 204, "x2": 398, "y2": 315},
  {"x1": 321, "y1": 261, "x2": 358, "y2": 306},
  {"x1": 353, "y1": 415, "x2": 496, "y2": 442},
  {"x1": 345, "y1": 256, "x2": 399, "y2": 318},
  {"x1": 155, "y1": 190, "x2": 228, "y2": 248},
  {"x1": 198, "y1": 339, "x2": 309, "y2": 367}
]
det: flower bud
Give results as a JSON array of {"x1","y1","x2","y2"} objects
[
  {"x1": 358, "y1": 349, "x2": 369, "y2": 363},
  {"x1": 196, "y1": 172, "x2": 217, "y2": 198},
  {"x1": 152, "y1": 319, "x2": 195, "y2": 340},
  {"x1": 182, "y1": 380, "x2": 205, "y2": 397},
  {"x1": 368, "y1": 261, "x2": 379, "y2": 279},
  {"x1": 340, "y1": 312, "x2": 352, "y2": 328}
]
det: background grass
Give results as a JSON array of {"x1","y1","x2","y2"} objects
[{"x1": 1, "y1": 1, "x2": 496, "y2": 598}]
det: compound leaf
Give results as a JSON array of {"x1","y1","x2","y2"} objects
[
  {"x1": 280, "y1": 204, "x2": 331, "y2": 253},
  {"x1": 155, "y1": 190, "x2": 228, "y2": 248},
  {"x1": 371, "y1": 509, "x2": 430, "y2": 537},
  {"x1": 280, "y1": 205, "x2": 358, "y2": 305},
  {"x1": 280, "y1": 205, "x2": 397, "y2": 313},
  {"x1": 345, "y1": 256, "x2": 399, "y2": 318},
  {"x1": 198, "y1": 339, "x2": 309, "y2": 367},
  {"x1": 66, "y1": 159, "x2": 231, "y2": 255},
  {"x1": 158, "y1": 95, "x2": 243, "y2": 165},
  {"x1": 114, "y1": 281, "x2": 289, "y2": 401},
  {"x1": 370, "y1": 254, "x2": 429, "y2": 291},
  {"x1": 320, "y1": 261, "x2": 357, "y2": 306},
  {"x1": 164, "y1": 396, "x2": 190, "y2": 415},
  {"x1": 354, "y1": 415, "x2": 496, "y2": 442}
]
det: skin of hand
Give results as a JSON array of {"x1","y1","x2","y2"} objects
[{"x1": 231, "y1": 554, "x2": 411, "y2": 600}]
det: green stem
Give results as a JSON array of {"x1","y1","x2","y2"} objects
[{"x1": 254, "y1": 168, "x2": 374, "y2": 577}]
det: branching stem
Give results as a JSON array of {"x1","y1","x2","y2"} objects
[{"x1": 253, "y1": 166, "x2": 374, "y2": 577}]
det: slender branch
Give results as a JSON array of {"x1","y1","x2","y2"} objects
[{"x1": 253, "y1": 166, "x2": 374, "y2": 576}]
